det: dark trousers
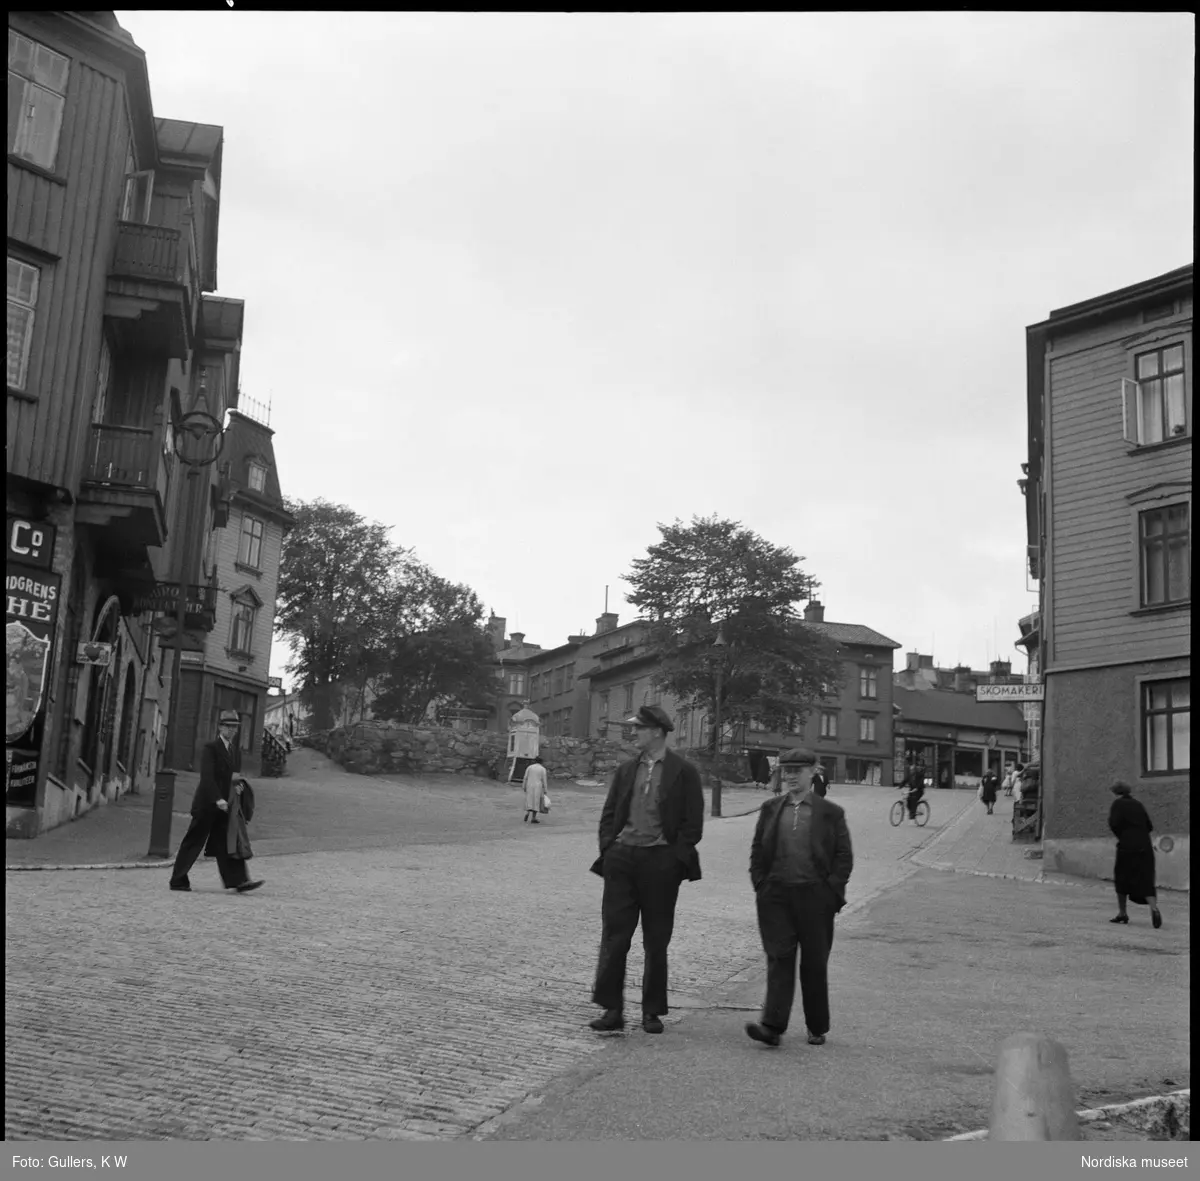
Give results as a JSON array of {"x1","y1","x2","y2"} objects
[
  {"x1": 170, "y1": 812, "x2": 249, "y2": 889},
  {"x1": 756, "y1": 881, "x2": 837, "y2": 1036},
  {"x1": 592, "y1": 843, "x2": 681, "y2": 1016}
]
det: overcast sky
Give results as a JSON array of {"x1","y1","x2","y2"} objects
[{"x1": 116, "y1": 12, "x2": 1194, "y2": 687}]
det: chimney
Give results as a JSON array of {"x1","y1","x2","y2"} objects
[
  {"x1": 953, "y1": 664, "x2": 972, "y2": 692},
  {"x1": 567, "y1": 634, "x2": 590, "y2": 645},
  {"x1": 488, "y1": 615, "x2": 507, "y2": 652},
  {"x1": 906, "y1": 651, "x2": 921, "y2": 672},
  {"x1": 803, "y1": 601, "x2": 825, "y2": 623},
  {"x1": 919, "y1": 654, "x2": 934, "y2": 669},
  {"x1": 989, "y1": 659, "x2": 1012, "y2": 681},
  {"x1": 510, "y1": 631, "x2": 525, "y2": 650},
  {"x1": 596, "y1": 613, "x2": 618, "y2": 635}
]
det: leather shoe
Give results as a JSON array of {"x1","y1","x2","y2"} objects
[
  {"x1": 745, "y1": 1022, "x2": 781, "y2": 1047},
  {"x1": 235, "y1": 880, "x2": 264, "y2": 893},
  {"x1": 642, "y1": 1014, "x2": 664, "y2": 1034},
  {"x1": 1152, "y1": 910, "x2": 1163, "y2": 929},
  {"x1": 588, "y1": 1009, "x2": 625, "y2": 1032},
  {"x1": 169, "y1": 880, "x2": 191, "y2": 892},
  {"x1": 807, "y1": 1032, "x2": 826, "y2": 1045}
]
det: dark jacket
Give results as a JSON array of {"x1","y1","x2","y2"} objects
[
  {"x1": 1108, "y1": 796, "x2": 1154, "y2": 852},
  {"x1": 191, "y1": 737, "x2": 240, "y2": 819},
  {"x1": 811, "y1": 771, "x2": 830, "y2": 798},
  {"x1": 749, "y1": 792, "x2": 854, "y2": 911},
  {"x1": 589, "y1": 748, "x2": 704, "y2": 881}
]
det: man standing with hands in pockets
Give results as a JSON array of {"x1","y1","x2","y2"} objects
[
  {"x1": 745, "y1": 747, "x2": 852, "y2": 1048},
  {"x1": 169, "y1": 710, "x2": 263, "y2": 894}
]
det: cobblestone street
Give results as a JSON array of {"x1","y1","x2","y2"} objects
[{"x1": 5, "y1": 768, "x2": 950, "y2": 1141}]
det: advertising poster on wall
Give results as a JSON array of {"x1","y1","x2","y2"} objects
[{"x1": 6, "y1": 562, "x2": 62, "y2": 806}]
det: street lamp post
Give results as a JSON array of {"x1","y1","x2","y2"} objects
[{"x1": 711, "y1": 624, "x2": 726, "y2": 818}]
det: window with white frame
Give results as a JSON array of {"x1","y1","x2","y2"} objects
[
  {"x1": 247, "y1": 460, "x2": 267, "y2": 492},
  {"x1": 8, "y1": 32, "x2": 70, "y2": 171},
  {"x1": 1139, "y1": 503, "x2": 1189, "y2": 607},
  {"x1": 858, "y1": 715, "x2": 876, "y2": 743},
  {"x1": 122, "y1": 169, "x2": 154, "y2": 224},
  {"x1": 859, "y1": 666, "x2": 878, "y2": 699},
  {"x1": 1142, "y1": 677, "x2": 1189, "y2": 774},
  {"x1": 528, "y1": 673, "x2": 540, "y2": 699},
  {"x1": 1123, "y1": 344, "x2": 1188, "y2": 445},
  {"x1": 229, "y1": 598, "x2": 256, "y2": 655},
  {"x1": 237, "y1": 514, "x2": 264, "y2": 568},
  {"x1": 820, "y1": 711, "x2": 838, "y2": 739},
  {"x1": 507, "y1": 671, "x2": 526, "y2": 696},
  {"x1": 7, "y1": 257, "x2": 40, "y2": 388}
]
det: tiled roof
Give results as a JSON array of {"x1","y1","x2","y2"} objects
[
  {"x1": 893, "y1": 686, "x2": 1026, "y2": 733},
  {"x1": 804, "y1": 620, "x2": 901, "y2": 649},
  {"x1": 222, "y1": 411, "x2": 289, "y2": 519}
]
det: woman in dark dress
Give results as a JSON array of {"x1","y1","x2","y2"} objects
[{"x1": 1107, "y1": 782, "x2": 1162, "y2": 928}]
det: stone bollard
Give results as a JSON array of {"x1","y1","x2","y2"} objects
[{"x1": 989, "y1": 1033, "x2": 1080, "y2": 1140}]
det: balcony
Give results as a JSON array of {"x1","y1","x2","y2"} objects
[
  {"x1": 144, "y1": 572, "x2": 221, "y2": 642},
  {"x1": 104, "y1": 222, "x2": 197, "y2": 359},
  {"x1": 77, "y1": 423, "x2": 170, "y2": 554}
]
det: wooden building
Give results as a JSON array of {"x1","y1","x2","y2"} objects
[
  {"x1": 6, "y1": 13, "x2": 247, "y2": 835},
  {"x1": 1024, "y1": 264, "x2": 1191, "y2": 889}
]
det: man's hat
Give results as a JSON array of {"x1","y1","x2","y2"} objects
[
  {"x1": 777, "y1": 747, "x2": 818, "y2": 767},
  {"x1": 218, "y1": 710, "x2": 241, "y2": 725},
  {"x1": 624, "y1": 704, "x2": 674, "y2": 732}
]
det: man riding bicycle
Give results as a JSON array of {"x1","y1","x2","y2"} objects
[{"x1": 904, "y1": 761, "x2": 926, "y2": 820}]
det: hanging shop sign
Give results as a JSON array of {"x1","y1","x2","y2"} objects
[
  {"x1": 76, "y1": 641, "x2": 113, "y2": 667},
  {"x1": 7, "y1": 516, "x2": 56, "y2": 571},
  {"x1": 6, "y1": 562, "x2": 62, "y2": 806}
]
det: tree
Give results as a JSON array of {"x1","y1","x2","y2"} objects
[
  {"x1": 368, "y1": 573, "x2": 499, "y2": 725},
  {"x1": 624, "y1": 515, "x2": 841, "y2": 750},
  {"x1": 275, "y1": 499, "x2": 406, "y2": 731}
]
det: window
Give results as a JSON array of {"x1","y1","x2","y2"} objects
[
  {"x1": 230, "y1": 600, "x2": 256, "y2": 655},
  {"x1": 8, "y1": 32, "x2": 70, "y2": 171},
  {"x1": 859, "y1": 666, "x2": 878, "y2": 700},
  {"x1": 1139, "y1": 504, "x2": 1189, "y2": 606},
  {"x1": 598, "y1": 691, "x2": 609, "y2": 720},
  {"x1": 237, "y1": 514, "x2": 264, "y2": 568},
  {"x1": 529, "y1": 673, "x2": 540, "y2": 698},
  {"x1": 859, "y1": 715, "x2": 876, "y2": 743},
  {"x1": 1142, "y1": 678, "x2": 1189, "y2": 774},
  {"x1": 215, "y1": 687, "x2": 256, "y2": 752},
  {"x1": 92, "y1": 336, "x2": 111, "y2": 424},
  {"x1": 819, "y1": 756, "x2": 839, "y2": 782},
  {"x1": 562, "y1": 706, "x2": 572, "y2": 735},
  {"x1": 247, "y1": 460, "x2": 267, "y2": 493},
  {"x1": 845, "y1": 758, "x2": 881, "y2": 785},
  {"x1": 564, "y1": 662, "x2": 574, "y2": 690},
  {"x1": 623, "y1": 683, "x2": 634, "y2": 713},
  {"x1": 1123, "y1": 344, "x2": 1187, "y2": 445},
  {"x1": 749, "y1": 717, "x2": 766, "y2": 733},
  {"x1": 552, "y1": 667, "x2": 564, "y2": 696},
  {"x1": 507, "y1": 671, "x2": 526, "y2": 696},
  {"x1": 819, "y1": 711, "x2": 838, "y2": 739},
  {"x1": 7, "y1": 256, "x2": 39, "y2": 388},
  {"x1": 121, "y1": 170, "x2": 154, "y2": 223}
]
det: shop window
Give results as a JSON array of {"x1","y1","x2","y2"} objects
[{"x1": 1142, "y1": 677, "x2": 1189, "y2": 774}]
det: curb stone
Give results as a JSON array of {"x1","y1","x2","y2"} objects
[{"x1": 942, "y1": 1089, "x2": 1190, "y2": 1141}]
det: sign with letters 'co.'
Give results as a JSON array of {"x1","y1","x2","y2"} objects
[
  {"x1": 975, "y1": 682, "x2": 1045, "y2": 703},
  {"x1": 7, "y1": 516, "x2": 57, "y2": 571},
  {"x1": 6, "y1": 561, "x2": 63, "y2": 807}
]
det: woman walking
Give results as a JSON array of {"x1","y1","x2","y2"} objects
[
  {"x1": 1107, "y1": 782, "x2": 1162, "y2": 928},
  {"x1": 522, "y1": 756, "x2": 548, "y2": 825},
  {"x1": 979, "y1": 768, "x2": 999, "y2": 814}
]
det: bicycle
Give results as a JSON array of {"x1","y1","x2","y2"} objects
[{"x1": 890, "y1": 789, "x2": 929, "y2": 827}]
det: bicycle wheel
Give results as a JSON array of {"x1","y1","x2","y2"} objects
[
  {"x1": 889, "y1": 800, "x2": 906, "y2": 827},
  {"x1": 914, "y1": 800, "x2": 930, "y2": 827}
]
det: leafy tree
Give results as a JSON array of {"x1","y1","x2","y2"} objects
[
  {"x1": 369, "y1": 573, "x2": 499, "y2": 725},
  {"x1": 624, "y1": 515, "x2": 841, "y2": 749},
  {"x1": 275, "y1": 499, "x2": 406, "y2": 731}
]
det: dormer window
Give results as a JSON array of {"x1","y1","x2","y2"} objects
[{"x1": 248, "y1": 460, "x2": 267, "y2": 493}]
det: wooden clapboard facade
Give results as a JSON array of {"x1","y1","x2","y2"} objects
[{"x1": 6, "y1": 13, "x2": 248, "y2": 837}]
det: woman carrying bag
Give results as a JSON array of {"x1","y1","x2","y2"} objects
[
  {"x1": 522, "y1": 756, "x2": 548, "y2": 825},
  {"x1": 1107, "y1": 782, "x2": 1163, "y2": 928}
]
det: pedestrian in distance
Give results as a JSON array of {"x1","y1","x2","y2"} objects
[
  {"x1": 1001, "y1": 764, "x2": 1018, "y2": 797},
  {"x1": 811, "y1": 762, "x2": 830, "y2": 798},
  {"x1": 1107, "y1": 782, "x2": 1163, "y2": 929},
  {"x1": 745, "y1": 747, "x2": 853, "y2": 1049},
  {"x1": 588, "y1": 704, "x2": 704, "y2": 1035},
  {"x1": 979, "y1": 768, "x2": 999, "y2": 814},
  {"x1": 169, "y1": 710, "x2": 263, "y2": 894},
  {"x1": 522, "y1": 756, "x2": 548, "y2": 824}
]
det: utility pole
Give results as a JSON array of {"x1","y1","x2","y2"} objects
[{"x1": 710, "y1": 623, "x2": 727, "y2": 818}]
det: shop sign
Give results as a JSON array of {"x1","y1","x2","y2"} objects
[
  {"x1": 7, "y1": 516, "x2": 56, "y2": 571},
  {"x1": 976, "y1": 682, "x2": 1044, "y2": 702},
  {"x1": 6, "y1": 562, "x2": 62, "y2": 806}
]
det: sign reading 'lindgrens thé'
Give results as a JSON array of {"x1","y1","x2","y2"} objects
[{"x1": 975, "y1": 682, "x2": 1045, "y2": 703}]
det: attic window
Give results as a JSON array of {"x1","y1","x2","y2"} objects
[{"x1": 248, "y1": 460, "x2": 267, "y2": 492}]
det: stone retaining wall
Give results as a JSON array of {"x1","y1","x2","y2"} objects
[{"x1": 300, "y1": 721, "x2": 748, "y2": 786}]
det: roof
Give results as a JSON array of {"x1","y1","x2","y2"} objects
[
  {"x1": 804, "y1": 620, "x2": 901, "y2": 649},
  {"x1": 155, "y1": 119, "x2": 223, "y2": 177},
  {"x1": 893, "y1": 686, "x2": 1026, "y2": 734},
  {"x1": 200, "y1": 296, "x2": 244, "y2": 346},
  {"x1": 222, "y1": 411, "x2": 290, "y2": 521}
]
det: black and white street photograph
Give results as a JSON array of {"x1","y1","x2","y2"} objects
[{"x1": 5, "y1": 11, "x2": 1191, "y2": 1179}]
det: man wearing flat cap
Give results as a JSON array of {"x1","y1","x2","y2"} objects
[
  {"x1": 588, "y1": 703, "x2": 704, "y2": 1034},
  {"x1": 169, "y1": 710, "x2": 263, "y2": 894},
  {"x1": 745, "y1": 746, "x2": 852, "y2": 1048}
]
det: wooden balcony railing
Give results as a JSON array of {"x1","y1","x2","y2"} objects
[
  {"x1": 112, "y1": 222, "x2": 184, "y2": 284},
  {"x1": 83, "y1": 423, "x2": 169, "y2": 505}
]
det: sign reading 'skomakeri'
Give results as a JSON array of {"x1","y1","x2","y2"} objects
[
  {"x1": 975, "y1": 682, "x2": 1045, "y2": 703},
  {"x1": 6, "y1": 562, "x2": 62, "y2": 806}
]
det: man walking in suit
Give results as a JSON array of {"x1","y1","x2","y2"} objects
[
  {"x1": 588, "y1": 704, "x2": 704, "y2": 1034},
  {"x1": 169, "y1": 710, "x2": 263, "y2": 893},
  {"x1": 745, "y1": 747, "x2": 853, "y2": 1048}
]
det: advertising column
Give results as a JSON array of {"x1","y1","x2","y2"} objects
[{"x1": 6, "y1": 518, "x2": 62, "y2": 806}]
